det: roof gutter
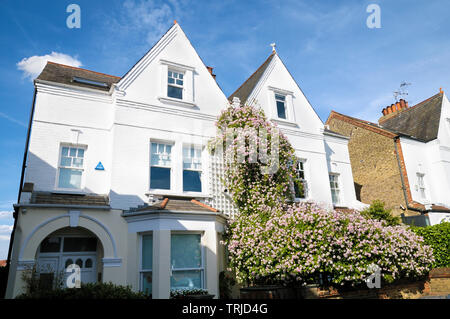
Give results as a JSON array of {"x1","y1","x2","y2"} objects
[{"x1": 5, "y1": 87, "x2": 37, "y2": 280}]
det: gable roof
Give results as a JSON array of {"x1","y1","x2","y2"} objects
[
  {"x1": 380, "y1": 93, "x2": 444, "y2": 142},
  {"x1": 228, "y1": 52, "x2": 275, "y2": 103},
  {"x1": 326, "y1": 111, "x2": 398, "y2": 139},
  {"x1": 36, "y1": 62, "x2": 120, "y2": 91}
]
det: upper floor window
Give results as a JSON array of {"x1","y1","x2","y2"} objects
[
  {"x1": 150, "y1": 142, "x2": 172, "y2": 190},
  {"x1": 275, "y1": 93, "x2": 287, "y2": 119},
  {"x1": 167, "y1": 70, "x2": 184, "y2": 100},
  {"x1": 58, "y1": 146, "x2": 85, "y2": 189},
  {"x1": 183, "y1": 146, "x2": 202, "y2": 192},
  {"x1": 329, "y1": 173, "x2": 341, "y2": 205},
  {"x1": 417, "y1": 173, "x2": 426, "y2": 199},
  {"x1": 294, "y1": 159, "x2": 308, "y2": 199}
]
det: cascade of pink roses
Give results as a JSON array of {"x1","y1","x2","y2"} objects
[{"x1": 210, "y1": 103, "x2": 434, "y2": 286}]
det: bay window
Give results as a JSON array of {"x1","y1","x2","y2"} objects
[
  {"x1": 170, "y1": 234, "x2": 203, "y2": 289},
  {"x1": 141, "y1": 234, "x2": 153, "y2": 296}
]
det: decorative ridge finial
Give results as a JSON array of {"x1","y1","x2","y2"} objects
[
  {"x1": 174, "y1": 20, "x2": 178, "y2": 24},
  {"x1": 440, "y1": 87, "x2": 444, "y2": 94},
  {"x1": 270, "y1": 43, "x2": 276, "y2": 53}
]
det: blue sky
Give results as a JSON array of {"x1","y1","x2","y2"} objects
[{"x1": 0, "y1": 0, "x2": 449, "y2": 259}]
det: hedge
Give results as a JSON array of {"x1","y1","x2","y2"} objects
[
  {"x1": 411, "y1": 222, "x2": 450, "y2": 268},
  {"x1": 16, "y1": 282, "x2": 148, "y2": 299}
]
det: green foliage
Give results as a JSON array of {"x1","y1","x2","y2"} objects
[
  {"x1": 361, "y1": 200, "x2": 401, "y2": 226},
  {"x1": 16, "y1": 282, "x2": 148, "y2": 299},
  {"x1": 219, "y1": 271, "x2": 236, "y2": 299},
  {"x1": 411, "y1": 222, "x2": 450, "y2": 268}
]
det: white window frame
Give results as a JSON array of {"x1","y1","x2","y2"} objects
[
  {"x1": 275, "y1": 93, "x2": 287, "y2": 120},
  {"x1": 294, "y1": 158, "x2": 309, "y2": 200},
  {"x1": 417, "y1": 173, "x2": 427, "y2": 200},
  {"x1": 267, "y1": 86, "x2": 296, "y2": 124},
  {"x1": 182, "y1": 144, "x2": 203, "y2": 194},
  {"x1": 55, "y1": 144, "x2": 87, "y2": 191},
  {"x1": 167, "y1": 69, "x2": 184, "y2": 100},
  {"x1": 149, "y1": 141, "x2": 173, "y2": 191},
  {"x1": 170, "y1": 231, "x2": 205, "y2": 290},
  {"x1": 329, "y1": 173, "x2": 341, "y2": 205},
  {"x1": 159, "y1": 60, "x2": 195, "y2": 107},
  {"x1": 139, "y1": 233, "x2": 153, "y2": 296}
]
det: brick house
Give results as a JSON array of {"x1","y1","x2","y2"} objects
[{"x1": 326, "y1": 90, "x2": 450, "y2": 225}]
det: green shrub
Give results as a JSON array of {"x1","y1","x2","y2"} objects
[
  {"x1": 361, "y1": 200, "x2": 401, "y2": 226},
  {"x1": 16, "y1": 282, "x2": 148, "y2": 299},
  {"x1": 411, "y1": 222, "x2": 450, "y2": 268}
]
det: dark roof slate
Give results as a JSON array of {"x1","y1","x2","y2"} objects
[
  {"x1": 31, "y1": 191, "x2": 109, "y2": 206},
  {"x1": 36, "y1": 62, "x2": 120, "y2": 91},
  {"x1": 128, "y1": 196, "x2": 218, "y2": 214},
  {"x1": 228, "y1": 52, "x2": 275, "y2": 103},
  {"x1": 380, "y1": 93, "x2": 443, "y2": 142}
]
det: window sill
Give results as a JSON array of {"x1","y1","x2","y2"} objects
[
  {"x1": 146, "y1": 190, "x2": 211, "y2": 199},
  {"x1": 158, "y1": 96, "x2": 196, "y2": 108},
  {"x1": 271, "y1": 118, "x2": 298, "y2": 128}
]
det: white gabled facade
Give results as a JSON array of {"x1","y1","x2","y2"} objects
[
  {"x1": 6, "y1": 24, "x2": 363, "y2": 299},
  {"x1": 230, "y1": 50, "x2": 365, "y2": 210}
]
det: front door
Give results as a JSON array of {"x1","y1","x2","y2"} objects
[{"x1": 61, "y1": 255, "x2": 97, "y2": 287}]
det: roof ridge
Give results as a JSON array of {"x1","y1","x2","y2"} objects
[
  {"x1": 46, "y1": 61, "x2": 121, "y2": 79},
  {"x1": 381, "y1": 93, "x2": 442, "y2": 122},
  {"x1": 228, "y1": 51, "x2": 276, "y2": 101}
]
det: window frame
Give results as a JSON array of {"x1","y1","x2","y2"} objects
[
  {"x1": 170, "y1": 232, "x2": 205, "y2": 290},
  {"x1": 149, "y1": 141, "x2": 173, "y2": 191},
  {"x1": 275, "y1": 93, "x2": 287, "y2": 120},
  {"x1": 182, "y1": 144, "x2": 203, "y2": 193},
  {"x1": 167, "y1": 69, "x2": 184, "y2": 100},
  {"x1": 329, "y1": 173, "x2": 341, "y2": 205},
  {"x1": 55, "y1": 144, "x2": 87, "y2": 191},
  {"x1": 417, "y1": 173, "x2": 427, "y2": 199},
  {"x1": 294, "y1": 158, "x2": 308, "y2": 200},
  {"x1": 139, "y1": 233, "x2": 153, "y2": 296}
]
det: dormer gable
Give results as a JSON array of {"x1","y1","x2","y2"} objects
[
  {"x1": 229, "y1": 50, "x2": 323, "y2": 133},
  {"x1": 115, "y1": 22, "x2": 229, "y2": 116}
]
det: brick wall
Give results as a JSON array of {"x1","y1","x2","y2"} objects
[
  {"x1": 300, "y1": 268, "x2": 450, "y2": 299},
  {"x1": 327, "y1": 115, "x2": 418, "y2": 217}
]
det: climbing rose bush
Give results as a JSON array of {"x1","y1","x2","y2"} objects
[
  {"x1": 211, "y1": 103, "x2": 434, "y2": 287},
  {"x1": 226, "y1": 202, "x2": 434, "y2": 286},
  {"x1": 209, "y1": 104, "x2": 303, "y2": 216}
]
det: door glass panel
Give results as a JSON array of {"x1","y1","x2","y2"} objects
[
  {"x1": 63, "y1": 237, "x2": 97, "y2": 252},
  {"x1": 85, "y1": 258, "x2": 93, "y2": 268},
  {"x1": 40, "y1": 237, "x2": 61, "y2": 253}
]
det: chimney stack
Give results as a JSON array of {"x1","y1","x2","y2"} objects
[
  {"x1": 206, "y1": 66, "x2": 216, "y2": 80},
  {"x1": 379, "y1": 99, "x2": 409, "y2": 124}
]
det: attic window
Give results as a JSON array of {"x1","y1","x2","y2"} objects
[{"x1": 73, "y1": 77, "x2": 108, "y2": 88}]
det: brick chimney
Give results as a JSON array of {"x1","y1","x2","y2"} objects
[
  {"x1": 206, "y1": 66, "x2": 216, "y2": 80},
  {"x1": 379, "y1": 99, "x2": 409, "y2": 124}
]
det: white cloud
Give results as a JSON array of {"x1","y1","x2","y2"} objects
[
  {"x1": 112, "y1": 0, "x2": 184, "y2": 46},
  {"x1": 0, "y1": 225, "x2": 12, "y2": 241},
  {"x1": 0, "y1": 211, "x2": 13, "y2": 219},
  {"x1": 17, "y1": 52, "x2": 82, "y2": 80}
]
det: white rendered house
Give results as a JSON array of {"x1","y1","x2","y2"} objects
[{"x1": 5, "y1": 23, "x2": 363, "y2": 299}]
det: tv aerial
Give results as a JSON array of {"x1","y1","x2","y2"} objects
[{"x1": 393, "y1": 81, "x2": 411, "y2": 102}]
